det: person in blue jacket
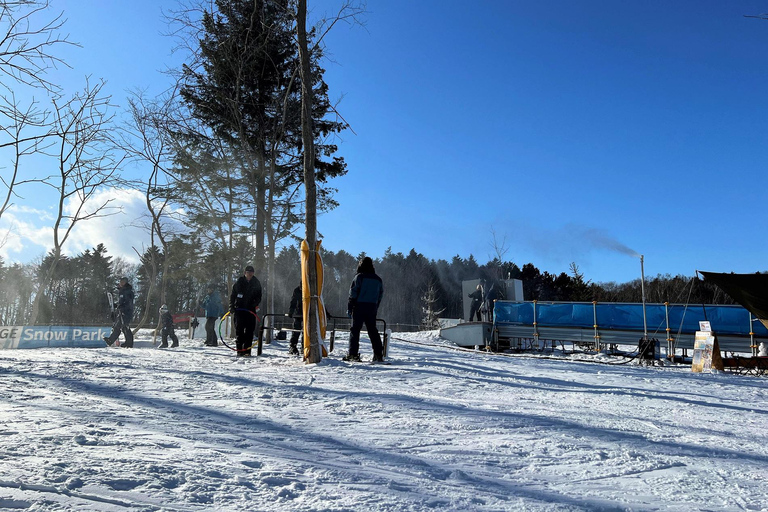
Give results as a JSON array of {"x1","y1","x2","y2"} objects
[
  {"x1": 345, "y1": 257, "x2": 384, "y2": 362},
  {"x1": 201, "y1": 284, "x2": 224, "y2": 346}
]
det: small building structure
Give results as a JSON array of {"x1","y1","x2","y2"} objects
[{"x1": 441, "y1": 278, "x2": 524, "y2": 348}]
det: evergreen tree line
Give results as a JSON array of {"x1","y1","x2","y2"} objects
[{"x1": 0, "y1": 241, "x2": 740, "y2": 329}]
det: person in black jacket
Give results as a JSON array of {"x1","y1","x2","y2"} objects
[
  {"x1": 105, "y1": 277, "x2": 135, "y2": 348},
  {"x1": 229, "y1": 265, "x2": 262, "y2": 357},
  {"x1": 345, "y1": 257, "x2": 384, "y2": 362},
  {"x1": 468, "y1": 283, "x2": 483, "y2": 322},
  {"x1": 287, "y1": 283, "x2": 302, "y2": 356},
  {"x1": 484, "y1": 282, "x2": 503, "y2": 322},
  {"x1": 158, "y1": 304, "x2": 179, "y2": 348}
]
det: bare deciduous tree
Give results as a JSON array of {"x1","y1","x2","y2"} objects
[
  {"x1": 296, "y1": 0, "x2": 322, "y2": 363},
  {"x1": 118, "y1": 89, "x2": 183, "y2": 333},
  {"x1": 1, "y1": 0, "x2": 76, "y2": 245},
  {"x1": 295, "y1": 0, "x2": 366, "y2": 363},
  {"x1": 421, "y1": 280, "x2": 445, "y2": 330},
  {"x1": 28, "y1": 78, "x2": 121, "y2": 324}
]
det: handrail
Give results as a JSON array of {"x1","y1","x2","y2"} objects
[{"x1": 257, "y1": 311, "x2": 389, "y2": 357}]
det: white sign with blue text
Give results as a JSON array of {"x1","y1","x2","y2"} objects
[{"x1": 0, "y1": 326, "x2": 111, "y2": 349}]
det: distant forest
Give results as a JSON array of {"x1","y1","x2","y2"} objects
[{"x1": 0, "y1": 241, "x2": 739, "y2": 330}]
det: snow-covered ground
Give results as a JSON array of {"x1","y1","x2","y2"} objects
[{"x1": 1, "y1": 329, "x2": 767, "y2": 511}]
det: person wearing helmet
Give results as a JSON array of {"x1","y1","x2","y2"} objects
[
  {"x1": 159, "y1": 304, "x2": 179, "y2": 348},
  {"x1": 104, "y1": 277, "x2": 135, "y2": 348}
]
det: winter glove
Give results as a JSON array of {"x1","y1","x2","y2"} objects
[{"x1": 347, "y1": 310, "x2": 353, "y2": 319}]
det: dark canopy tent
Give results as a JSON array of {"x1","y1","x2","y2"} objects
[{"x1": 699, "y1": 271, "x2": 768, "y2": 330}]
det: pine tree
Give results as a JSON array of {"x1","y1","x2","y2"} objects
[{"x1": 177, "y1": 0, "x2": 347, "y2": 320}]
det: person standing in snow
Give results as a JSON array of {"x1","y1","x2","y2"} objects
[
  {"x1": 345, "y1": 256, "x2": 384, "y2": 362},
  {"x1": 201, "y1": 284, "x2": 224, "y2": 346},
  {"x1": 468, "y1": 283, "x2": 483, "y2": 322},
  {"x1": 287, "y1": 282, "x2": 302, "y2": 356},
  {"x1": 105, "y1": 277, "x2": 135, "y2": 348},
  {"x1": 158, "y1": 304, "x2": 179, "y2": 348},
  {"x1": 483, "y1": 282, "x2": 503, "y2": 322},
  {"x1": 229, "y1": 265, "x2": 262, "y2": 357}
]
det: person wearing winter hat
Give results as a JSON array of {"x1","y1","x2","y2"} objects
[
  {"x1": 158, "y1": 304, "x2": 179, "y2": 348},
  {"x1": 104, "y1": 277, "x2": 135, "y2": 348},
  {"x1": 229, "y1": 265, "x2": 262, "y2": 356},
  {"x1": 468, "y1": 283, "x2": 483, "y2": 322},
  {"x1": 344, "y1": 256, "x2": 384, "y2": 362}
]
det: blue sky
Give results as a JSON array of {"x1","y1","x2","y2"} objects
[{"x1": 3, "y1": 0, "x2": 768, "y2": 284}]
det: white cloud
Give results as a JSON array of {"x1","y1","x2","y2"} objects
[
  {"x1": 0, "y1": 187, "x2": 189, "y2": 265},
  {"x1": 0, "y1": 207, "x2": 52, "y2": 262}
]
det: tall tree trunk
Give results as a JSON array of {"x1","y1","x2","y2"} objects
[
  {"x1": 297, "y1": 0, "x2": 321, "y2": 363},
  {"x1": 255, "y1": 150, "x2": 267, "y2": 275}
]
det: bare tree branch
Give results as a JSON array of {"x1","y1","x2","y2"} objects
[
  {"x1": 28, "y1": 77, "x2": 122, "y2": 324},
  {"x1": 0, "y1": 92, "x2": 54, "y2": 222},
  {"x1": 0, "y1": 0, "x2": 78, "y2": 94}
]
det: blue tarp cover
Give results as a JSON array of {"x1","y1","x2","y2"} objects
[{"x1": 493, "y1": 302, "x2": 768, "y2": 337}]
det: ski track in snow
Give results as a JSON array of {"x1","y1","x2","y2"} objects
[{"x1": 1, "y1": 330, "x2": 767, "y2": 511}]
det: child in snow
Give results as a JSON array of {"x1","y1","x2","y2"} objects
[{"x1": 159, "y1": 305, "x2": 179, "y2": 348}]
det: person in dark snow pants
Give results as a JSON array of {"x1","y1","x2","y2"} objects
[
  {"x1": 345, "y1": 257, "x2": 384, "y2": 362},
  {"x1": 159, "y1": 304, "x2": 179, "y2": 348},
  {"x1": 105, "y1": 277, "x2": 135, "y2": 348},
  {"x1": 201, "y1": 285, "x2": 224, "y2": 346},
  {"x1": 288, "y1": 283, "x2": 302, "y2": 355},
  {"x1": 229, "y1": 265, "x2": 262, "y2": 357},
  {"x1": 468, "y1": 284, "x2": 483, "y2": 322}
]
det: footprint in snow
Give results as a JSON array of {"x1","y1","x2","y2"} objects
[{"x1": 104, "y1": 478, "x2": 147, "y2": 491}]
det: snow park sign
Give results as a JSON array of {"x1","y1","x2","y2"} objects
[{"x1": 0, "y1": 326, "x2": 110, "y2": 349}]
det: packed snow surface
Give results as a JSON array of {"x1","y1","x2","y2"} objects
[{"x1": 1, "y1": 330, "x2": 767, "y2": 511}]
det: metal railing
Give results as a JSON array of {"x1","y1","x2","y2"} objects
[{"x1": 257, "y1": 312, "x2": 390, "y2": 357}]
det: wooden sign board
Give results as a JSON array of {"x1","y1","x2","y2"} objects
[{"x1": 691, "y1": 330, "x2": 724, "y2": 372}]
